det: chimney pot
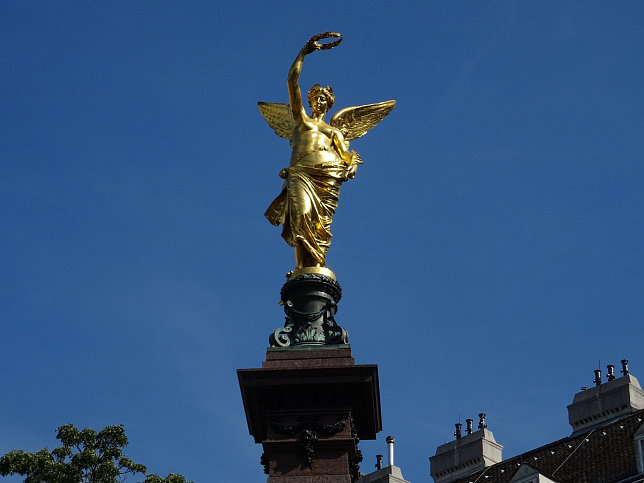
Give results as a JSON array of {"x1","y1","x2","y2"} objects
[
  {"x1": 478, "y1": 413, "x2": 487, "y2": 430},
  {"x1": 621, "y1": 359, "x2": 629, "y2": 376},
  {"x1": 454, "y1": 423, "x2": 462, "y2": 439},
  {"x1": 466, "y1": 418, "x2": 473, "y2": 435},
  {"x1": 375, "y1": 454, "x2": 383, "y2": 470},
  {"x1": 593, "y1": 369, "x2": 602, "y2": 386},
  {"x1": 386, "y1": 435, "x2": 395, "y2": 467},
  {"x1": 607, "y1": 364, "x2": 616, "y2": 381}
]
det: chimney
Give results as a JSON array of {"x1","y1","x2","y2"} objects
[
  {"x1": 454, "y1": 423, "x2": 462, "y2": 439},
  {"x1": 356, "y1": 436, "x2": 410, "y2": 483},
  {"x1": 568, "y1": 361, "x2": 644, "y2": 435},
  {"x1": 430, "y1": 414, "x2": 503, "y2": 483},
  {"x1": 465, "y1": 418, "x2": 473, "y2": 435},
  {"x1": 386, "y1": 435, "x2": 395, "y2": 467}
]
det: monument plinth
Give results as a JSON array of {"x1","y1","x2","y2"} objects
[{"x1": 238, "y1": 345, "x2": 381, "y2": 482}]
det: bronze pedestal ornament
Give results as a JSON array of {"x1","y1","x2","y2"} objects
[{"x1": 270, "y1": 272, "x2": 348, "y2": 348}]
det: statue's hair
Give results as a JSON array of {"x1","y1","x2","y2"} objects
[{"x1": 308, "y1": 84, "x2": 335, "y2": 109}]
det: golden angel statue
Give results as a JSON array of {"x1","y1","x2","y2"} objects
[{"x1": 260, "y1": 33, "x2": 395, "y2": 276}]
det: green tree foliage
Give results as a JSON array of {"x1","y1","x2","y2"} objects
[{"x1": 0, "y1": 424, "x2": 192, "y2": 483}]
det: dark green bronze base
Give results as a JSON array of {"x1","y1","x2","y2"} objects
[{"x1": 270, "y1": 272, "x2": 348, "y2": 348}]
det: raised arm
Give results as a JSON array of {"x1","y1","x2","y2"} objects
[{"x1": 288, "y1": 40, "x2": 317, "y2": 121}]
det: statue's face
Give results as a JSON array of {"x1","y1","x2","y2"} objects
[{"x1": 310, "y1": 91, "x2": 329, "y2": 114}]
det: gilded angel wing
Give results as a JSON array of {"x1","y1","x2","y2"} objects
[
  {"x1": 329, "y1": 100, "x2": 396, "y2": 141},
  {"x1": 257, "y1": 102, "x2": 294, "y2": 140}
]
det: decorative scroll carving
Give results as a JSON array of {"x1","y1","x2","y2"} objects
[
  {"x1": 349, "y1": 417, "x2": 363, "y2": 481},
  {"x1": 271, "y1": 414, "x2": 349, "y2": 468}
]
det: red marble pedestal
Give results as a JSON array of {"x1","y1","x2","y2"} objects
[{"x1": 238, "y1": 346, "x2": 381, "y2": 482}]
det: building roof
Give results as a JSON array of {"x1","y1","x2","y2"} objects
[{"x1": 453, "y1": 408, "x2": 644, "y2": 483}]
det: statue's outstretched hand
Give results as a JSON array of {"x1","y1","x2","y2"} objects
[
  {"x1": 304, "y1": 32, "x2": 342, "y2": 56},
  {"x1": 344, "y1": 151, "x2": 362, "y2": 180},
  {"x1": 302, "y1": 39, "x2": 318, "y2": 56}
]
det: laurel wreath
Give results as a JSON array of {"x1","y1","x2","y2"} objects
[{"x1": 309, "y1": 32, "x2": 342, "y2": 50}]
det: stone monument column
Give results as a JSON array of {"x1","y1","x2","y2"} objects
[{"x1": 238, "y1": 272, "x2": 382, "y2": 482}]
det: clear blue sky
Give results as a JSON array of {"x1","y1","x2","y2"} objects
[{"x1": 2, "y1": 2, "x2": 643, "y2": 482}]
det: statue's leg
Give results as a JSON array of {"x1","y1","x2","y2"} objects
[{"x1": 294, "y1": 244, "x2": 322, "y2": 269}]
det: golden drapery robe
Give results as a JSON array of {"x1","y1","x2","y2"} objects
[{"x1": 265, "y1": 151, "x2": 347, "y2": 265}]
